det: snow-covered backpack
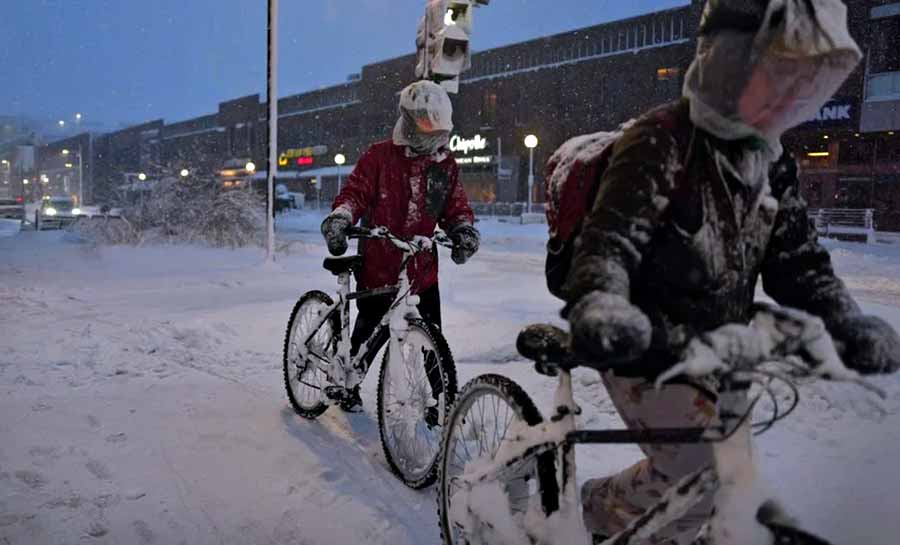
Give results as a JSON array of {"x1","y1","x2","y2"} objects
[{"x1": 543, "y1": 121, "x2": 635, "y2": 299}]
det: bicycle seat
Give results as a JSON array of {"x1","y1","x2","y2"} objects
[
  {"x1": 323, "y1": 255, "x2": 363, "y2": 276},
  {"x1": 516, "y1": 324, "x2": 580, "y2": 372}
]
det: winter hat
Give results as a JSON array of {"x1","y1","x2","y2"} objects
[
  {"x1": 393, "y1": 80, "x2": 454, "y2": 156},
  {"x1": 684, "y1": 0, "x2": 862, "y2": 147}
]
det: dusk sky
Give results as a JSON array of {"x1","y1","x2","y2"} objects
[{"x1": 4, "y1": 1, "x2": 689, "y2": 127}]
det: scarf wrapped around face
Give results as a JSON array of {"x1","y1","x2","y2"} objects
[
  {"x1": 683, "y1": 0, "x2": 862, "y2": 150},
  {"x1": 392, "y1": 80, "x2": 453, "y2": 156}
]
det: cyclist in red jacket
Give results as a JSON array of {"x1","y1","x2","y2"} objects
[{"x1": 321, "y1": 80, "x2": 479, "y2": 411}]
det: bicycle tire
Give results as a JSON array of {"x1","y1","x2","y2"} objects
[
  {"x1": 377, "y1": 318, "x2": 457, "y2": 489},
  {"x1": 436, "y1": 374, "x2": 559, "y2": 545},
  {"x1": 283, "y1": 290, "x2": 338, "y2": 419}
]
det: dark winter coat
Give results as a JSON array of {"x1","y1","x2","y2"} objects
[
  {"x1": 561, "y1": 99, "x2": 860, "y2": 375},
  {"x1": 333, "y1": 140, "x2": 475, "y2": 293}
]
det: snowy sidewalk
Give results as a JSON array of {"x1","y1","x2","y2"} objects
[{"x1": 1, "y1": 221, "x2": 900, "y2": 544}]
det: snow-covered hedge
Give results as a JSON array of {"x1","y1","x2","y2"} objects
[{"x1": 72, "y1": 175, "x2": 265, "y2": 248}]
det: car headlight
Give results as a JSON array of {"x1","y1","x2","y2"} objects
[
  {"x1": 72, "y1": 208, "x2": 82, "y2": 215},
  {"x1": 45, "y1": 207, "x2": 57, "y2": 216}
]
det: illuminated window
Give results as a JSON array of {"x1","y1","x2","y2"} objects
[{"x1": 657, "y1": 67, "x2": 681, "y2": 80}]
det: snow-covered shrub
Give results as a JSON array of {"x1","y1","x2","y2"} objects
[
  {"x1": 69, "y1": 214, "x2": 143, "y2": 245},
  {"x1": 73, "y1": 173, "x2": 265, "y2": 248}
]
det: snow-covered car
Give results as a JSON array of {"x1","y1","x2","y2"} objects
[
  {"x1": 0, "y1": 197, "x2": 26, "y2": 224},
  {"x1": 35, "y1": 196, "x2": 83, "y2": 230}
]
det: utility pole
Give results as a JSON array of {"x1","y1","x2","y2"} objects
[{"x1": 265, "y1": 0, "x2": 279, "y2": 263}]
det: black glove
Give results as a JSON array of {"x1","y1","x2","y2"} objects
[
  {"x1": 567, "y1": 291, "x2": 652, "y2": 364},
  {"x1": 449, "y1": 224, "x2": 480, "y2": 265},
  {"x1": 830, "y1": 314, "x2": 900, "y2": 375},
  {"x1": 320, "y1": 211, "x2": 352, "y2": 256}
]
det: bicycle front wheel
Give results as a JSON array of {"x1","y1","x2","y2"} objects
[
  {"x1": 283, "y1": 290, "x2": 337, "y2": 419},
  {"x1": 377, "y1": 318, "x2": 457, "y2": 489},
  {"x1": 437, "y1": 374, "x2": 558, "y2": 545}
]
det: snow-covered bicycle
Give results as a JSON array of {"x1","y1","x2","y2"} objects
[
  {"x1": 283, "y1": 225, "x2": 457, "y2": 488},
  {"x1": 436, "y1": 302, "x2": 886, "y2": 545}
]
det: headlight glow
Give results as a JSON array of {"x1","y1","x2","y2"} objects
[{"x1": 45, "y1": 208, "x2": 57, "y2": 216}]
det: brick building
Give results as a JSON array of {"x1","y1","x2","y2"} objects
[{"x1": 35, "y1": 0, "x2": 900, "y2": 228}]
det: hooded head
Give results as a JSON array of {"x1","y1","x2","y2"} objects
[
  {"x1": 392, "y1": 80, "x2": 454, "y2": 156},
  {"x1": 684, "y1": 0, "x2": 862, "y2": 147}
]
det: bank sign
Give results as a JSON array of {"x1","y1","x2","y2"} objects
[{"x1": 800, "y1": 99, "x2": 855, "y2": 128}]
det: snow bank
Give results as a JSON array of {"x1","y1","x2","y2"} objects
[{"x1": 0, "y1": 218, "x2": 21, "y2": 238}]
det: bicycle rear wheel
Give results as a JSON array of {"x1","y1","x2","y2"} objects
[
  {"x1": 377, "y1": 318, "x2": 457, "y2": 489},
  {"x1": 437, "y1": 374, "x2": 558, "y2": 545},
  {"x1": 283, "y1": 290, "x2": 337, "y2": 419}
]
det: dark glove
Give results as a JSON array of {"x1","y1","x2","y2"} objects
[
  {"x1": 567, "y1": 291, "x2": 652, "y2": 364},
  {"x1": 449, "y1": 224, "x2": 480, "y2": 265},
  {"x1": 320, "y1": 211, "x2": 352, "y2": 256},
  {"x1": 830, "y1": 314, "x2": 900, "y2": 375}
]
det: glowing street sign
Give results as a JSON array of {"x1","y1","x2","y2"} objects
[{"x1": 450, "y1": 134, "x2": 487, "y2": 155}]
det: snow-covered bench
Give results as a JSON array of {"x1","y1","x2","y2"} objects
[{"x1": 808, "y1": 208, "x2": 875, "y2": 244}]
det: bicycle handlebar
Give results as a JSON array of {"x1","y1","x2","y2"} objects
[
  {"x1": 653, "y1": 303, "x2": 886, "y2": 399},
  {"x1": 347, "y1": 225, "x2": 454, "y2": 252}
]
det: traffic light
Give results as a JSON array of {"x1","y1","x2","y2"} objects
[{"x1": 415, "y1": 0, "x2": 489, "y2": 94}]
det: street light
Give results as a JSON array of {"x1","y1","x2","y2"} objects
[
  {"x1": 58, "y1": 120, "x2": 65, "y2": 128},
  {"x1": 245, "y1": 161, "x2": 256, "y2": 173},
  {"x1": 180, "y1": 169, "x2": 190, "y2": 178},
  {"x1": 524, "y1": 134, "x2": 538, "y2": 214},
  {"x1": 61, "y1": 147, "x2": 84, "y2": 205},
  {"x1": 138, "y1": 173, "x2": 147, "y2": 181},
  {"x1": 334, "y1": 153, "x2": 346, "y2": 194},
  {"x1": 75, "y1": 113, "x2": 82, "y2": 121}
]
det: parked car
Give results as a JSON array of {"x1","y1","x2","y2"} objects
[
  {"x1": 0, "y1": 196, "x2": 26, "y2": 224},
  {"x1": 35, "y1": 196, "x2": 82, "y2": 230}
]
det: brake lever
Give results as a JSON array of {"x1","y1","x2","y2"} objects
[{"x1": 433, "y1": 231, "x2": 454, "y2": 249}]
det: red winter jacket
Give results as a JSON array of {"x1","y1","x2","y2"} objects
[{"x1": 332, "y1": 140, "x2": 474, "y2": 293}]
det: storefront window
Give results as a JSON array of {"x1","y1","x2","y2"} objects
[
  {"x1": 838, "y1": 139, "x2": 875, "y2": 165},
  {"x1": 481, "y1": 92, "x2": 498, "y2": 127},
  {"x1": 869, "y1": 17, "x2": 900, "y2": 74},
  {"x1": 835, "y1": 178, "x2": 873, "y2": 208}
]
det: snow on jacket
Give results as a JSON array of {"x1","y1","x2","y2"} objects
[
  {"x1": 332, "y1": 140, "x2": 474, "y2": 293},
  {"x1": 561, "y1": 98, "x2": 860, "y2": 376}
]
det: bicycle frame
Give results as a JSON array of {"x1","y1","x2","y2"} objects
[
  {"x1": 293, "y1": 229, "x2": 443, "y2": 394},
  {"x1": 447, "y1": 305, "x2": 877, "y2": 545},
  {"x1": 455, "y1": 369, "x2": 757, "y2": 545}
]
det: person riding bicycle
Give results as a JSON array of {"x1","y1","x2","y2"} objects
[
  {"x1": 557, "y1": 1, "x2": 900, "y2": 543},
  {"x1": 320, "y1": 80, "x2": 479, "y2": 412}
]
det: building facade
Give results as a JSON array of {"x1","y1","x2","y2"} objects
[{"x1": 32, "y1": 0, "x2": 900, "y2": 228}]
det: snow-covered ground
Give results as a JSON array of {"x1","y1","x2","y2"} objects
[{"x1": 1, "y1": 211, "x2": 899, "y2": 545}]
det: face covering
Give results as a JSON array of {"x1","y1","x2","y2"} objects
[
  {"x1": 684, "y1": 0, "x2": 861, "y2": 147},
  {"x1": 392, "y1": 80, "x2": 453, "y2": 156}
]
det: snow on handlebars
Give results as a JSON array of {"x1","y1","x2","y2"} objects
[
  {"x1": 348, "y1": 225, "x2": 453, "y2": 253},
  {"x1": 655, "y1": 302, "x2": 887, "y2": 399}
]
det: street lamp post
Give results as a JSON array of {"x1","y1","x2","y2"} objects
[
  {"x1": 1, "y1": 160, "x2": 9, "y2": 191},
  {"x1": 524, "y1": 134, "x2": 538, "y2": 214},
  {"x1": 62, "y1": 147, "x2": 84, "y2": 205},
  {"x1": 334, "y1": 153, "x2": 346, "y2": 195}
]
